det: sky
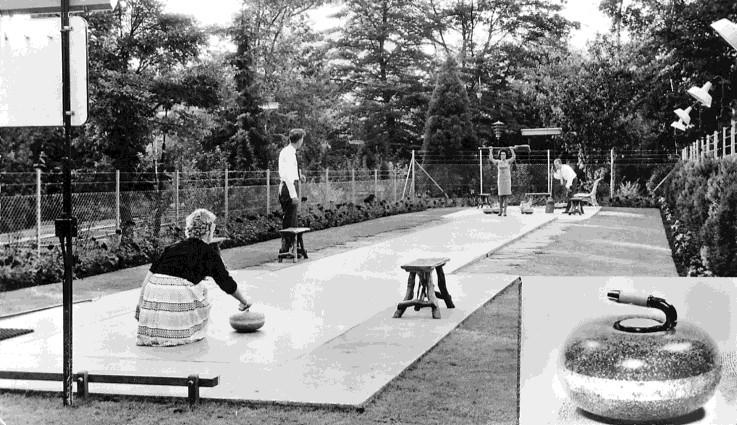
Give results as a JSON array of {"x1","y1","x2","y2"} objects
[{"x1": 162, "y1": 0, "x2": 612, "y2": 51}]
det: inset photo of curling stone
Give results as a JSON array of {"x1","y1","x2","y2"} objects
[{"x1": 519, "y1": 276, "x2": 737, "y2": 425}]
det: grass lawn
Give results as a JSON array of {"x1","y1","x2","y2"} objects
[{"x1": 0, "y1": 281, "x2": 520, "y2": 425}]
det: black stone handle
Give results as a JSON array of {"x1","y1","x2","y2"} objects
[{"x1": 607, "y1": 290, "x2": 678, "y2": 332}]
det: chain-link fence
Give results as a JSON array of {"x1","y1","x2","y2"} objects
[
  {"x1": 0, "y1": 168, "x2": 406, "y2": 253},
  {"x1": 0, "y1": 151, "x2": 678, "y2": 257}
]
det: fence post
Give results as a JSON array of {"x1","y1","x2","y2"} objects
[
  {"x1": 411, "y1": 150, "x2": 416, "y2": 198},
  {"x1": 478, "y1": 148, "x2": 483, "y2": 195},
  {"x1": 610, "y1": 148, "x2": 614, "y2": 199},
  {"x1": 175, "y1": 170, "x2": 180, "y2": 224},
  {"x1": 732, "y1": 122, "x2": 736, "y2": 156},
  {"x1": 700, "y1": 137, "x2": 704, "y2": 160},
  {"x1": 714, "y1": 131, "x2": 719, "y2": 159},
  {"x1": 325, "y1": 167, "x2": 329, "y2": 204},
  {"x1": 393, "y1": 169, "x2": 397, "y2": 202},
  {"x1": 266, "y1": 169, "x2": 271, "y2": 216},
  {"x1": 547, "y1": 149, "x2": 551, "y2": 194},
  {"x1": 115, "y1": 170, "x2": 120, "y2": 230},
  {"x1": 351, "y1": 169, "x2": 355, "y2": 204},
  {"x1": 723, "y1": 127, "x2": 728, "y2": 158},
  {"x1": 374, "y1": 169, "x2": 378, "y2": 200},
  {"x1": 36, "y1": 168, "x2": 41, "y2": 260},
  {"x1": 224, "y1": 168, "x2": 229, "y2": 228}
]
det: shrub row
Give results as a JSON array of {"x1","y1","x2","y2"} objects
[
  {"x1": 0, "y1": 196, "x2": 465, "y2": 291},
  {"x1": 657, "y1": 196, "x2": 712, "y2": 277},
  {"x1": 662, "y1": 158, "x2": 737, "y2": 276}
]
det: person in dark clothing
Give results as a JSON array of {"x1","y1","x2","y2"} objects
[
  {"x1": 278, "y1": 129, "x2": 305, "y2": 256},
  {"x1": 135, "y1": 208, "x2": 251, "y2": 346}
]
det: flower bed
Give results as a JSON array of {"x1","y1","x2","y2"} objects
[{"x1": 0, "y1": 196, "x2": 466, "y2": 291}]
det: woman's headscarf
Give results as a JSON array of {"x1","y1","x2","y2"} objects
[{"x1": 185, "y1": 208, "x2": 216, "y2": 240}]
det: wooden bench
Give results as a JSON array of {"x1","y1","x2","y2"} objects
[
  {"x1": 0, "y1": 370, "x2": 219, "y2": 405},
  {"x1": 570, "y1": 178, "x2": 603, "y2": 207},
  {"x1": 278, "y1": 227, "x2": 311, "y2": 263},
  {"x1": 393, "y1": 258, "x2": 454, "y2": 319},
  {"x1": 568, "y1": 178, "x2": 603, "y2": 215}
]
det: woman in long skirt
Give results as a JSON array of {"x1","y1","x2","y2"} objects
[
  {"x1": 135, "y1": 208, "x2": 251, "y2": 346},
  {"x1": 489, "y1": 147, "x2": 516, "y2": 216}
]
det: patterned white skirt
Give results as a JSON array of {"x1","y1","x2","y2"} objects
[{"x1": 135, "y1": 273, "x2": 211, "y2": 347}]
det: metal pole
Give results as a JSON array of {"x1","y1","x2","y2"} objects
[
  {"x1": 115, "y1": 170, "x2": 120, "y2": 229},
  {"x1": 36, "y1": 168, "x2": 41, "y2": 260},
  {"x1": 325, "y1": 167, "x2": 329, "y2": 204},
  {"x1": 610, "y1": 148, "x2": 614, "y2": 199},
  {"x1": 478, "y1": 148, "x2": 483, "y2": 195},
  {"x1": 224, "y1": 168, "x2": 229, "y2": 228},
  {"x1": 351, "y1": 169, "x2": 355, "y2": 204},
  {"x1": 411, "y1": 150, "x2": 415, "y2": 197},
  {"x1": 59, "y1": 0, "x2": 75, "y2": 406},
  {"x1": 547, "y1": 149, "x2": 553, "y2": 196},
  {"x1": 374, "y1": 169, "x2": 378, "y2": 199},
  {"x1": 174, "y1": 170, "x2": 179, "y2": 223},
  {"x1": 266, "y1": 169, "x2": 271, "y2": 216}
]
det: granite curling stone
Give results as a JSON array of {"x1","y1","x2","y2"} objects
[
  {"x1": 229, "y1": 310, "x2": 265, "y2": 332},
  {"x1": 559, "y1": 290, "x2": 721, "y2": 422}
]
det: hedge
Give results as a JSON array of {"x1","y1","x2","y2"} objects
[
  {"x1": 0, "y1": 196, "x2": 466, "y2": 291},
  {"x1": 661, "y1": 157, "x2": 737, "y2": 276}
]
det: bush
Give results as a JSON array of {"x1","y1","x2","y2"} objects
[
  {"x1": 0, "y1": 196, "x2": 454, "y2": 290},
  {"x1": 661, "y1": 157, "x2": 737, "y2": 276}
]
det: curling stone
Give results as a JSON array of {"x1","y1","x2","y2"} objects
[
  {"x1": 229, "y1": 310, "x2": 265, "y2": 333},
  {"x1": 520, "y1": 201, "x2": 534, "y2": 214},
  {"x1": 559, "y1": 290, "x2": 721, "y2": 422}
]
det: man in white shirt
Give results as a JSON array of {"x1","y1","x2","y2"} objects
[
  {"x1": 278, "y1": 129, "x2": 305, "y2": 256},
  {"x1": 553, "y1": 158, "x2": 579, "y2": 213}
]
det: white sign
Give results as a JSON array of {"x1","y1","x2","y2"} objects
[
  {"x1": 0, "y1": 16, "x2": 88, "y2": 126},
  {"x1": 520, "y1": 128, "x2": 562, "y2": 136},
  {"x1": 0, "y1": 0, "x2": 116, "y2": 14}
]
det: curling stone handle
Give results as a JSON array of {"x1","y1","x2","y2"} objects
[
  {"x1": 607, "y1": 290, "x2": 678, "y2": 332},
  {"x1": 607, "y1": 290, "x2": 649, "y2": 306}
]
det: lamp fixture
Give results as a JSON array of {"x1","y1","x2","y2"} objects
[
  {"x1": 674, "y1": 106, "x2": 692, "y2": 125},
  {"x1": 492, "y1": 120, "x2": 505, "y2": 140},
  {"x1": 687, "y1": 82, "x2": 712, "y2": 108},
  {"x1": 670, "y1": 120, "x2": 689, "y2": 132},
  {"x1": 711, "y1": 18, "x2": 737, "y2": 51}
]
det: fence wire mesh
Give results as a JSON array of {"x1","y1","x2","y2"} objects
[{"x1": 0, "y1": 154, "x2": 676, "y2": 256}]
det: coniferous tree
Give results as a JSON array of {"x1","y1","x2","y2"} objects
[
  {"x1": 422, "y1": 57, "x2": 477, "y2": 161},
  {"x1": 420, "y1": 57, "x2": 477, "y2": 196}
]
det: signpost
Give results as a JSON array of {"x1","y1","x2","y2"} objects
[
  {"x1": 0, "y1": 0, "x2": 116, "y2": 406},
  {"x1": 0, "y1": 0, "x2": 116, "y2": 14}
]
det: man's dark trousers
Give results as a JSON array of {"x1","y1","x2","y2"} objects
[
  {"x1": 563, "y1": 178, "x2": 580, "y2": 213},
  {"x1": 279, "y1": 183, "x2": 298, "y2": 252}
]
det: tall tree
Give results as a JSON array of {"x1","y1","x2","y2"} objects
[
  {"x1": 420, "y1": 57, "x2": 477, "y2": 195},
  {"x1": 330, "y1": 0, "x2": 433, "y2": 166},
  {"x1": 422, "y1": 57, "x2": 477, "y2": 158},
  {"x1": 83, "y1": 0, "x2": 210, "y2": 172}
]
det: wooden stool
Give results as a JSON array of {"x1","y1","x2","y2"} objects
[
  {"x1": 278, "y1": 227, "x2": 311, "y2": 263},
  {"x1": 393, "y1": 258, "x2": 454, "y2": 319},
  {"x1": 476, "y1": 193, "x2": 492, "y2": 209},
  {"x1": 568, "y1": 197, "x2": 585, "y2": 215}
]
